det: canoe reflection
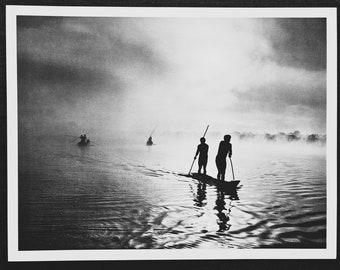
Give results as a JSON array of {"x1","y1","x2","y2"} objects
[{"x1": 192, "y1": 179, "x2": 239, "y2": 232}]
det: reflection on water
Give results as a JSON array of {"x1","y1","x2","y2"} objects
[
  {"x1": 214, "y1": 189, "x2": 231, "y2": 232},
  {"x1": 18, "y1": 136, "x2": 326, "y2": 249},
  {"x1": 193, "y1": 182, "x2": 207, "y2": 207}
]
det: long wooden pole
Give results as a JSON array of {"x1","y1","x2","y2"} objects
[
  {"x1": 188, "y1": 125, "x2": 209, "y2": 175},
  {"x1": 202, "y1": 125, "x2": 209, "y2": 138},
  {"x1": 149, "y1": 126, "x2": 157, "y2": 137},
  {"x1": 229, "y1": 157, "x2": 235, "y2": 180}
]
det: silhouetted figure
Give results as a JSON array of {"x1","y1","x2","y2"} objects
[
  {"x1": 194, "y1": 137, "x2": 209, "y2": 174},
  {"x1": 78, "y1": 134, "x2": 90, "y2": 146},
  {"x1": 215, "y1": 135, "x2": 232, "y2": 181},
  {"x1": 146, "y1": 136, "x2": 153, "y2": 146},
  {"x1": 79, "y1": 134, "x2": 86, "y2": 144}
]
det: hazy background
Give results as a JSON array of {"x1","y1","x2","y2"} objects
[{"x1": 17, "y1": 17, "x2": 326, "y2": 140}]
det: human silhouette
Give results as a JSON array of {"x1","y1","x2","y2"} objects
[
  {"x1": 215, "y1": 135, "x2": 232, "y2": 181},
  {"x1": 194, "y1": 137, "x2": 209, "y2": 174},
  {"x1": 79, "y1": 134, "x2": 86, "y2": 144},
  {"x1": 146, "y1": 136, "x2": 153, "y2": 145},
  {"x1": 78, "y1": 134, "x2": 90, "y2": 146}
]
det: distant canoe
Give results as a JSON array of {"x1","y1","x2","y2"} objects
[{"x1": 190, "y1": 173, "x2": 240, "y2": 190}]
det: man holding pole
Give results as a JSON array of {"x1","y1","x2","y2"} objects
[
  {"x1": 215, "y1": 135, "x2": 232, "y2": 181},
  {"x1": 194, "y1": 137, "x2": 209, "y2": 175}
]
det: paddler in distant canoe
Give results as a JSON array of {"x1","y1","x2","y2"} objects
[
  {"x1": 215, "y1": 135, "x2": 232, "y2": 181},
  {"x1": 79, "y1": 134, "x2": 86, "y2": 143},
  {"x1": 146, "y1": 136, "x2": 153, "y2": 146},
  {"x1": 194, "y1": 137, "x2": 209, "y2": 174},
  {"x1": 78, "y1": 134, "x2": 90, "y2": 146}
]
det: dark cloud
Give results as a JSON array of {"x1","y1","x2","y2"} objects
[
  {"x1": 17, "y1": 16, "x2": 166, "y2": 134},
  {"x1": 17, "y1": 16, "x2": 164, "y2": 72},
  {"x1": 231, "y1": 82, "x2": 326, "y2": 133},
  {"x1": 17, "y1": 54, "x2": 121, "y2": 103},
  {"x1": 268, "y1": 18, "x2": 326, "y2": 71},
  {"x1": 232, "y1": 82, "x2": 326, "y2": 112},
  {"x1": 229, "y1": 18, "x2": 327, "y2": 133}
]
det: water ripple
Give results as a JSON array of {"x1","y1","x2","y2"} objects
[{"x1": 19, "y1": 139, "x2": 327, "y2": 250}]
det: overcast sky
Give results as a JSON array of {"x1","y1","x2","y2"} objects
[{"x1": 17, "y1": 16, "x2": 326, "y2": 136}]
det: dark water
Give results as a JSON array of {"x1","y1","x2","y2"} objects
[{"x1": 19, "y1": 136, "x2": 326, "y2": 249}]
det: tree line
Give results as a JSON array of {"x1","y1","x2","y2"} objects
[{"x1": 233, "y1": 130, "x2": 326, "y2": 144}]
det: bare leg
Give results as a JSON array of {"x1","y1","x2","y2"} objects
[{"x1": 198, "y1": 164, "x2": 202, "y2": 174}]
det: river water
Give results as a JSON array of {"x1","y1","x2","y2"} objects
[{"x1": 18, "y1": 134, "x2": 326, "y2": 250}]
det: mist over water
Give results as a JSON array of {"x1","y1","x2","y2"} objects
[{"x1": 19, "y1": 132, "x2": 326, "y2": 249}]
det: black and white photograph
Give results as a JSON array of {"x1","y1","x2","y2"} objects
[{"x1": 5, "y1": 5, "x2": 337, "y2": 261}]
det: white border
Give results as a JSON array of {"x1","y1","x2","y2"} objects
[{"x1": 6, "y1": 6, "x2": 337, "y2": 261}]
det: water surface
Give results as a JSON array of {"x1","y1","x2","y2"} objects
[{"x1": 19, "y1": 136, "x2": 326, "y2": 249}]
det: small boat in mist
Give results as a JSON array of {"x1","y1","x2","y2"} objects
[
  {"x1": 146, "y1": 136, "x2": 154, "y2": 146},
  {"x1": 77, "y1": 134, "x2": 90, "y2": 147},
  {"x1": 146, "y1": 126, "x2": 157, "y2": 146}
]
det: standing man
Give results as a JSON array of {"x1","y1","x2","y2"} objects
[
  {"x1": 194, "y1": 137, "x2": 209, "y2": 174},
  {"x1": 215, "y1": 135, "x2": 232, "y2": 181}
]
